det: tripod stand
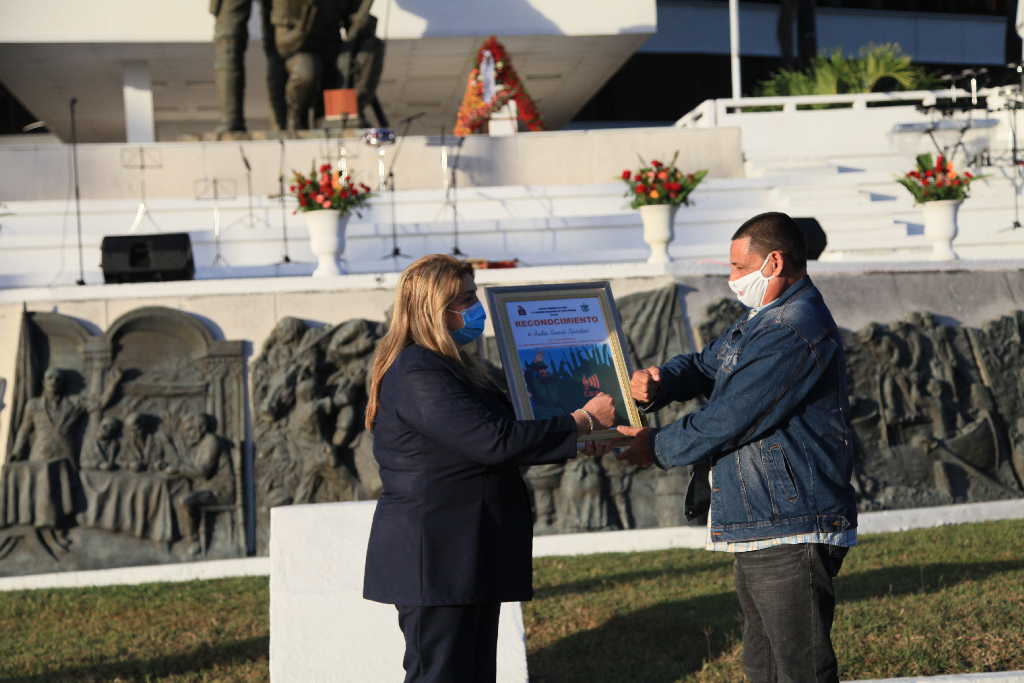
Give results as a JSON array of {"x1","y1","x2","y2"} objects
[
  {"x1": 378, "y1": 114, "x2": 423, "y2": 262},
  {"x1": 194, "y1": 177, "x2": 237, "y2": 266},
  {"x1": 69, "y1": 97, "x2": 85, "y2": 285},
  {"x1": 228, "y1": 145, "x2": 271, "y2": 231},
  {"x1": 1002, "y1": 98, "x2": 1024, "y2": 231},
  {"x1": 440, "y1": 133, "x2": 467, "y2": 256},
  {"x1": 276, "y1": 139, "x2": 292, "y2": 263},
  {"x1": 121, "y1": 147, "x2": 162, "y2": 232}
]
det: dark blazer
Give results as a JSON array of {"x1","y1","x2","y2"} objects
[{"x1": 363, "y1": 344, "x2": 578, "y2": 606}]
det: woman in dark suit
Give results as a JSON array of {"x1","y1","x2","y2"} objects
[{"x1": 363, "y1": 254, "x2": 615, "y2": 682}]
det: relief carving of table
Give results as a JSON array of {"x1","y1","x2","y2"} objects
[{"x1": 78, "y1": 470, "x2": 190, "y2": 542}]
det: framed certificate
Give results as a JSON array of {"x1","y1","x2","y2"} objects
[{"x1": 485, "y1": 281, "x2": 643, "y2": 440}]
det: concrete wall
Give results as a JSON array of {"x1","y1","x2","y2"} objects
[{"x1": 0, "y1": 126, "x2": 744, "y2": 201}]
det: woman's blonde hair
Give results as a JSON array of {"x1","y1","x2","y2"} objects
[{"x1": 365, "y1": 254, "x2": 493, "y2": 430}]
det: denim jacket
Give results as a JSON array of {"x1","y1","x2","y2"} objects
[{"x1": 647, "y1": 277, "x2": 858, "y2": 543}]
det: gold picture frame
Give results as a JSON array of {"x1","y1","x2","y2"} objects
[{"x1": 485, "y1": 281, "x2": 643, "y2": 440}]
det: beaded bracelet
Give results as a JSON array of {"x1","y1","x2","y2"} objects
[{"x1": 573, "y1": 408, "x2": 595, "y2": 434}]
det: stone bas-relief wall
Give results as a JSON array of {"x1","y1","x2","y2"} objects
[
  {"x1": 0, "y1": 269, "x2": 1022, "y2": 575},
  {"x1": 251, "y1": 317, "x2": 384, "y2": 554},
  {"x1": 247, "y1": 282, "x2": 1024, "y2": 541},
  {"x1": 0, "y1": 308, "x2": 246, "y2": 576}
]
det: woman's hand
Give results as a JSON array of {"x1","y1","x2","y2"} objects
[{"x1": 582, "y1": 392, "x2": 616, "y2": 430}]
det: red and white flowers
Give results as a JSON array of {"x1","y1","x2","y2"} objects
[
  {"x1": 290, "y1": 164, "x2": 373, "y2": 214},
  {"x1": 620, "y1": 152, "x2": 708, "y2": 209},
  {"x1": 897, "y1": 154, "x2": 980, "y2": 203}
]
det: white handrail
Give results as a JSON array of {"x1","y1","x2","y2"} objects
[{"x1": 676, "y1": 88, "x2": 976, "y2": 127}]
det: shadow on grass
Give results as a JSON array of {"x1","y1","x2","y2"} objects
[
  {"x1": 837, "y1": 559, "x2": 1024, "y2": 603},
  {"x1": 529, "y1": 558, "x2": 1024, "y2": 682},
  {"x1": 535, "y1": 560, "x2": 731, "y2": 600},
  {"x1": 530, "y1": 590, "x2": 741, "y2": 683},
  {"x1": 0, "y1": 636, "x2": 268, "y2": 683}
]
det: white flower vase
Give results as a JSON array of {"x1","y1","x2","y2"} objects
[
  {"x1": 639, "y1": 204, "x2": 678, "y2": 264},
  {"x1": 921, "y1": 199, "x2": 961, "y2": 261},
  {"x1": 304, "y1": 209, "x2": 350, "y2": 276}
]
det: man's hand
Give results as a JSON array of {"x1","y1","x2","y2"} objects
[
  {"x1": 630, "y1": 367, "x2": 662, "y2": 404},
  {"x1": 615, "y1": 425, "x2": 655, "y2": 468}
]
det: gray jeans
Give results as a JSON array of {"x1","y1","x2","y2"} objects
[{"x1": 734, "y1": 543, "x2": 848, "y2": 683}]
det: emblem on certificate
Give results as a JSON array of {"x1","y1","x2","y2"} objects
[{"x1": 486, "y1": 281, "x2": 644, "y2": 440}]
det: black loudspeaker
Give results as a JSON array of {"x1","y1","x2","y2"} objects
[
  {"x1": 100, "y1": 233, "x2": 195, "y2": 284},
  {"x1": 793, "y1": 217, "x2": 827, "y2": 260}
]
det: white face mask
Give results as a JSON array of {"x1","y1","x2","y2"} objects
[{"x1": 728, "y1": 254, "x2": 774, "y2": 308}]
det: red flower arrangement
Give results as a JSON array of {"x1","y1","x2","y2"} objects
[
  {"x1": 620, "y1": 152, "x2": 708, "y2": 209},
  {"x1": 897, "y1": 153, "x2": 980, "y2": 203},
  {"x1": 453, "y1": 36, "x2": 544, "y2": 137},
  {"x1": 289, "y1": 164, "x2": 373, "y2": 214}
]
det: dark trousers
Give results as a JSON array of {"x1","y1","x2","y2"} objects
[
  {"x1": 396, "y1": 603, "x2": 501, "y2": 683},
  {"x1": 734, "y1": 543, "x2": 848, "y2": 683}
]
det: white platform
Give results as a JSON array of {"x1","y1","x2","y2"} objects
[
  {"x1": 268, "y1": 501, "x2": 528, "y2": 683},
  {"x1": 851, "y1": 673, "x2": 1024, "y2": 683},
  {"x1": 267, "y1": 499, "x2": 1024, "y2": 683}
]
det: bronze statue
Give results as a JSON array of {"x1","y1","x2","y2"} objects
[
  {"x1": 211, "y1": 0, "x2": 287, "y2": 134},
  {"x1": 271, "y1": 0, "x2": 387, "y2": 131},
  {"x1": 341, "y1": 3, "x2": 389, "y2": 128}
]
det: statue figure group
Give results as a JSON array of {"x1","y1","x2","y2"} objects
[
  {"x1": 524, "y1": 452, "x2": 638, "y2": 535},
  {"x1": 11, "y1": 367, "x2": 122, "y2": 466},
  {"x1": 7, "y1": 366, "x2": 235, "y2": 555},
  {"x1": 251, "y1": 316, "x2": 383, "y2": 552},
  {"x1": 211, "y1": 0, "x2": 388, "y2": 135}
]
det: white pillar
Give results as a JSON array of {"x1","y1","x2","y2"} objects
[
  {"x1": 729, "y1": 0, "x2": 741, "y2": 99},
  {"x1": 122, "y1": 61, "x2": 155, "y2": 143},
  {"x1": 269, "y1": 501, "x2": 530, "y2": 682}
]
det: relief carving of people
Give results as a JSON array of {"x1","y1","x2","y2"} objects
[
  {"x1": 80, "y1": 416, "x2": 122, "y2": 471},
  {"x1": 252, "y1": 315, "x2": 383, "y2": 552},
  {"x1": 119, "y1": 412, "x2": 174, "y2": 473},
  {"x1": 556, "y1": 456, "x2": 607, "y2": 533},
  {"x1": 165, "y1": 413, "x2": 234, "y2": 555},
  {"x1": 11, "y1": 367, "x2": 122, "y2": 465},
  {"x1": 843, "y1": 310, "x2": 1023, "y2": 508}
]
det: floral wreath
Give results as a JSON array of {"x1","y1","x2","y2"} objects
[{"x1": 453, "y1": 36, "x2": 544, "y2": 137}]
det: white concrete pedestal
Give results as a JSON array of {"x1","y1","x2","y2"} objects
[{"x1": 269, "y1": 501, "x2": 529, "y2": 682}]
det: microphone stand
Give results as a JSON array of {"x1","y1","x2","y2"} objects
[
  {"x1": 278, "y1": 139, "x2": 292, "y2": 262},
  {"x1": 70, "y1": 97, "x2": 85, "y2": 285},
  {"x1": 381, "y1": 114, "x2": 422, "y2": 261},
  {"x1": 442, "y1": 131, "x2": 467, "y2": 256}
]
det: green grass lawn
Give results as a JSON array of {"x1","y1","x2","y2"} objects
[{"x1": 0, "y1": 519, "x2": 1022, "y2": 682}]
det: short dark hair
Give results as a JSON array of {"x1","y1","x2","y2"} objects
[{"x1": 731, "y1": 212, "x2": 807, "y2": 272}]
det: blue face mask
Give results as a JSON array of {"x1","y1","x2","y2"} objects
[{"x1": 450, "y1": 301, "x2": 486, "y2": 345}]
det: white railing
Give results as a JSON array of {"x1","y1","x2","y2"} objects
[{"x1": 676, "y1": 88, "x2": 974, "y2": 128}]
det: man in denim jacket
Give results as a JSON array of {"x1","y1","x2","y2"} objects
[{"x1": 618, "y1": 212, "x2": 858, "y2": 683}]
